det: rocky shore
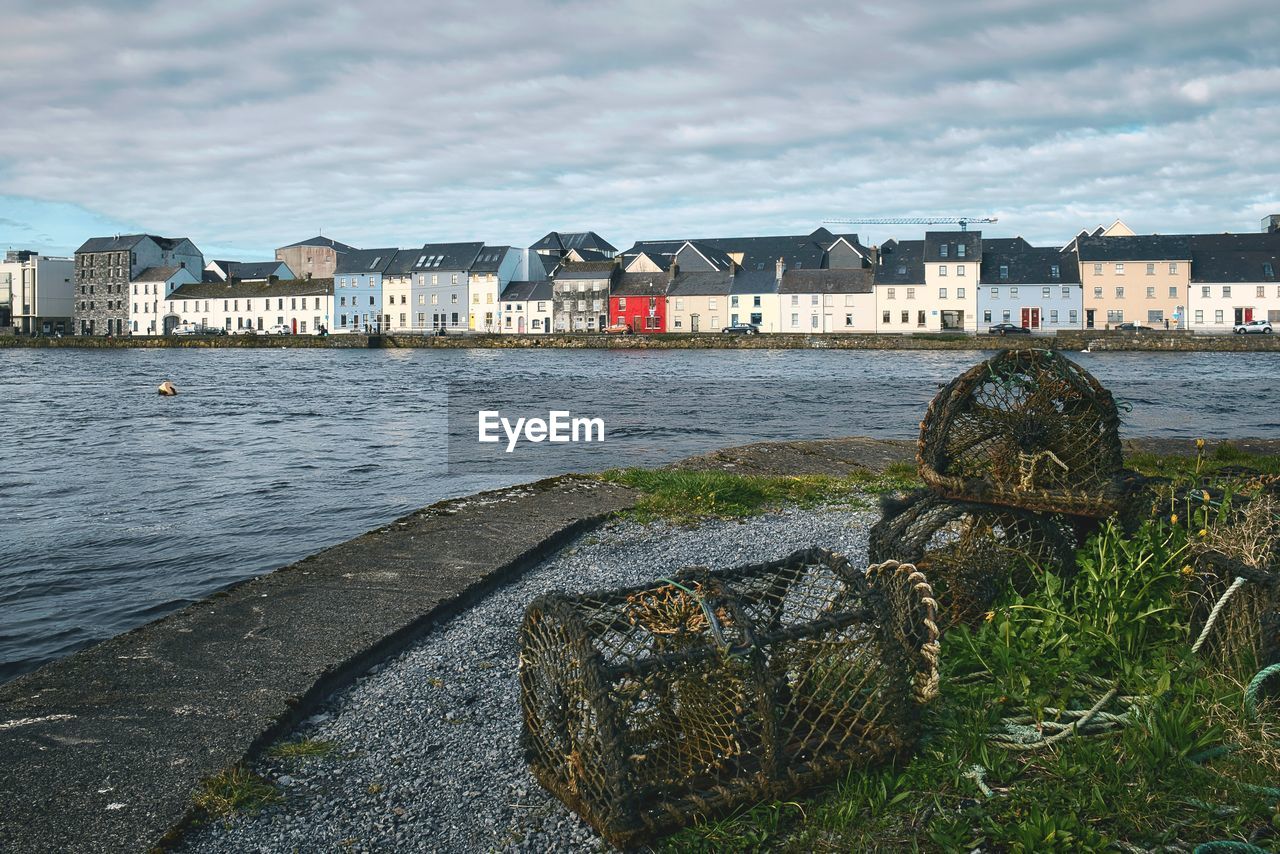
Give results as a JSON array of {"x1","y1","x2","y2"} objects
[{"x1": 179, "y1": 504, "x2": 877, "y2": 854}]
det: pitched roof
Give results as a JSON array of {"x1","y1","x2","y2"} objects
[
  {"x1": 536, "y1": 254, "x2": 561, "y2": 277},
  {"x1": 277, "y1": 235, "x2": 357, "y2": 252},
  {"x1": 779, "y1": 268, "x2": 875, "y2": 294},
  {"x1": 132, "y1": 266, "x2": 187, "y2": 283},
  {"x1": 625, "y1": 229, "x2": 845, "y2": 273},
  {"x1": 611, "y1": 272, "x2": 668, "y2": 297},
  {"x1": 75, "y1": 234, "x2": 190, "y2": 254},
  {"x1": 224, "y1": 261, "x2": 289, "y2": 280},
  {"x1": 554, "y1": 260, "x2": 618, "y2": 279},
  {"x1": 729, "y1": 269, "x2": 780, "y2": 295},
  {"x1": 529, "y1": 231, "x2": 617, "y2": 254},
  {"x1": 875, "y1": 239, "x2": 925, "y2": 285},
  {"x1": 1075, "y1": 234, "x2": 1191, "y2": 261},
  {"x1": 979, "y1": 243, "x2": 1079, "y2": 285},
  {"x1": 667, "y1": 271, "x2": 733, "y2": 296},
  {"x1": 923, "y1": 230, "x2": 982, "y2": 262},
  {"x1": 499, "y1": 280, "x2": 553, "y2": 302},
  {"x1": 408, "y1": 242, "x2": 485, "y2": 272},
  {"x1": 1188, "y1": 233, "x2": 1280, "y2": 283},
  {"x1": 168, "y1": 278, "x2": 334, "y2": 300},
  {"x1": 334, "y1": 248, "x2": 397, "y2": 275},
  {"x1": 381, "y1": 249, "x2": 419, "y2": 276},
  {"x1": 470, "y1": 246, "x2": 512, "y2": 273},
  {"x1": 566, "y1": 248, "x2": 610, "y2": 262}
]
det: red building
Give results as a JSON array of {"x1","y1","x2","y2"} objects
[{"x1": 609, "y1": 272, "x2": 669, "y2": 332}]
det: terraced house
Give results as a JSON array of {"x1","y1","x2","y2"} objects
[
  {"x1": 873, "y1": 239, "x2": 926, "y2": 332},
  {"x1": 498, "y1": 280, "x2": 553, "y2": 334},
  {"x1": 1187, "y1": 233, "x2": 1280, "y2": 332},
  {"x1": 610, "y1": 271, "x2": 669, "y2": 332},
  {"x1": 778, "y1": 267, "x2": 876, "y2": 332},
  {"x1": 978, "y1": 238, "x2": 1081, "y2": 331},
  {"x1": 73, "y1": 234, "x2": 204, "y2": 336},
  {"x1": 920, "y1": 230, "x2": 981, "y2": 332},
  {"x1": 165, "y1": 278, "x2": 334, "y2": 334},
  {"x1": 552, "y1": 260, "x2": 616, "y2": 332},
  {"x1": 468, "y1": 246, "x2": 524, "y2": 333},
  {"x1": 333, "y1": 248, "x2": 394, "y2": 332},
  {"x1": 1071, "y1": 229, "x2": 1191, "y2": 330}
]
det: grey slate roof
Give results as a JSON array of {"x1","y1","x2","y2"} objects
[
  {"x1": 667, "y1": 271, "x2": 733, "y2": 296},
  {"x1": 529, "y1": 231, "x2": 617, "y2": 254},
  {"x1": 132, "y1": 266, "x2": 185, "y2": 282},
  {"x1": 499, "y1": 280, "x2": 553, "y2": 302},
  {"x1": 779, "y1": 268, "x2": 875, "y2": 294},
  {"x1": 380, "y1": 249, "x2": 419, "y2": 277},
  {"x1": 554, "y1": 260, "x2": 618, "y2": 280},
  {"x1": 75, "y1": 234, "x2": 188, "y2": 254},
  {"x1": 470, "y1": 246, "x2": 512, "y2": 274},
  {"x1": 610, "y1": 272, "x2": 668, "y2": 297},
  {"x1": 979, "y1": 243, "x2": 1079, "y2": 285},
  {"x1": 334, "y1": 248, "x2": 397, "y2": 275},
  {"x1": 875, "y1": 239, "x2": 926, "y2": 285},
  {"x1": 168, "y1": 278, "x2": 334, "y2": 300},
  {"x1": 409, "y1": 242, "x2": 485, "y2": 272},
  {"x1": 923, "y1": 230, "x2": 982, "y2": 263},
  {"x1": 624, "y1": 228, "x2": 855, "y2": 273},
  {"x1": 566, "y1": 248, "x2": 609, "y2": 262},
  {"x1": 729, "y1": 269, "x2": 780, "y2": 295},
  {"x1": 223, "y1": 261, "x2": 289, "y2": 280},
  {"x1": 277, "y1": 235, "x2": 357, "y2": 252},
  {"x1": 1188, "y1": 233, "x2": 1280, "y2": 283},
  {"x1": 1075, "y1": 235, "x2": 1191, "y2": 261}
]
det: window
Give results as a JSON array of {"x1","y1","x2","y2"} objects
[
  {"x1": 791, "y1": 313, "x2": 799, "y2": 326},
  {"x1": 709, "y1": 298, "x2": 718, "y2": 310},
  {"x1": 901, "y1": 310, "x2": 909, "y2": 323},
  {"x1": 1094, "y1": 263, "x2": 1103, "y2": 275},
  {"x1": 1107, "y1": 310, "x2": 1124, "y2": 323},
  {"x1": 1062, "y1": 287, "x2": 1071, "y2": 298},
  {"x1": 1069, "y1": 310, "x2": 1078, "y2": 323},
  {"x1": 887, "y1": 288, "x2": 896, "y2": 300},
  {"x1": 451, "y1": 274, "x2": 458, "y2": 285},
  {"x1": 882, "y1": 310, "x2": 890, "y2": 324},
  {"x1": 917, "y1": 310, "x2": 926, "y2": 327},
  {"x1": 1050, "y1": 310, "x2": 1059, "y2": 323},
  {"x1": 1215, "y1": 309, "x2": 1224, "y2": 324},
  {"x1": 896, "y1": 265, "x2": 906, "y2": 275},
  {"x1": 1115, "y1": 263, "x2": 1125, "y2": 275},
  {"x1": 730, "y1": 295, "x2": 739, "y2": 307},
  {"x1": 1010, "y1": 287, "x2": 1019, "y2": 298},
  {"x1": 618, "y1": 297, "x2": 626, "y2": 309},
  {"x1": 431, "y1": 293, "x2": 439, "y2": 305},
  {"x1": 1195, "y1": 309, "x2": 1204, "y2": 324},
  {"x1": 451, "y1": 294, "x2": 458, "y2": 304},
  {"x1": 472, "y1": 293, "x2": 480, "y2": 304},
  {"x1": 1265, "y1": 263, "x2": 1275, "y2": 277},
  {"x1": 1148, "y1": 310, "x2": 1164, "y2": 324},
  {"x1": 811, "y1": 295, "x2": 820, "y2": 306},
  {"x1": 1115, "y1": 287, "x2": 1125, "y2": 298},
  {"x1": 1259, "y1": 285, "x2": 1267, "y2": 298},
  {"x1": 991, "y1": 287, "x2": 999, "y2": 297},
  {"x1": 1223, "y1": 286, "x2": 1232, "y2": 298},
  {"x1": 957, "y1": 244, "x2": 966, "y2": 257},
  {"x1": 1146, "y1": 287, "x2": 1155, "y2": 299},
  {"x1": 1146, "y1": 263, "x2": 1155, "y2": 275},
  {"x1": 983, "y1": 310, "x2": 991, "y2": 322},
  {"x1": 938, "y1": 265, "x2": 948, "y2": 277},
  {"x1": 957, "y1": 288, "x2": 965, "y2": 299},
  {"x1": 939, "y1": 244, "x2": 948, "y2": 258},
  {"x1": 1002, "y1": 309, "x2": 1011, "y2": 322},
  {"x1": 957, "y1": 265, "x2": 965, "y2": 277},
  {"x1": 999, "y1": 265, "x2": 1008, "y2": 280},
  {"x1": 1169, "y1": 262, "x2": 1178, "y2": 274},
  {"x1": 790, "y1": 295, "x2": 798, "y2": 306},
  {"x1": 1050, "y1": 265, "x2": 1060, "y2": 279},
  {"x1": 1042, "y1": 287, "x2": 1051, "y2": 298},
  {"x1": 811, "y1": 314, "x2": 819, "y2": 329},
  {"x1": 753, "y1": 296, "x2": 761, "y2": 308},
  {"x1": 906, "y1": 288, "x2": 915, "y2": 300},
  {"x1": 432, "y1": 274, "x2": 438, "y2": 285},
  {"x1": 939, "y1": 288, "x2": 947, "y2": 299}
]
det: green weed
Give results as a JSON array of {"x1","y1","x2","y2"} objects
[{"x1": 192, "y1": 767, "x2": 281, "y2": 818}]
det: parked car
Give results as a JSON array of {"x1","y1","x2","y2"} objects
[
  {"x1": 988, "y1": 322, "x2": 1031, "y2": 335},
  {"x1": 172, "y1": 324, "x2": 197, "y2": 336},
  {"x1": 1234, "y1": 319, "x2": 1274, "y2": 334},
  {"x1": 721, "y1": 323, "x2": 760, "y2": 335},
  {"x1": 229, "y1": 326, "x2": 256, "y2": 336},
  {"x1": 200, "y1": 326, "x2": 228, "y2": 336},
  {"x1": 267, "y1": 324, "x2": 292, "y2": 335},
  {"x1": 604, "y1": 323, "x2": 634, "y2": 335},
  {"x1": 1114, "y1": 322, "x2": 1151, "y2": 332}
]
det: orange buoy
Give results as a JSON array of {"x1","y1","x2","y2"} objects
[{"x1": 158, "y1": 381, "x2": 178, "y2": 396}]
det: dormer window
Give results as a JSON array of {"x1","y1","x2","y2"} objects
[
  {"x1": 999, "y1": 265, "x2": 1009, "y2": 280},
  {"x1": 957, "y1": 244, "x2": 966, "y2": 257},
  {"x1": 1265, "y1": 262, "x2": 1275, "y2": 277},
  {"x1": 1050, "y1": 264, "x2": 1060, "y2": 279},
  {"x1": 897, "y1": 265, "x2": 906, "y2": 275},
  {"x1": 939, "y1": 245, "x2": 948, "y2": 258}
]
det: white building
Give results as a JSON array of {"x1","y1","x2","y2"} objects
[
  {"x1": 131, "y1": 266, "x2": 201, "y2": 335},
  {"x1": 164, "y1": 279, "x2": 334, "y2": 334},
  {"x1": 1187, "y1": 233, "x2": 1280, "y2": 332},
  {"x1": 0, "y1": 250, "x2": 74, "y2": 334},
  {"x1": 468, "y1": 246, "x2": 525, "y2": 333},
  {"x1": 498, "y1": 280, "x2": 553, "y2": 333},
  {"x1": 777, "y1": 268, "x2": 876, "y2": 332}
]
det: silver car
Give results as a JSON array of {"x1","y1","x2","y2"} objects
[{"x1": 1234, "y1": 319, "x2": 1273, "y2": 334}]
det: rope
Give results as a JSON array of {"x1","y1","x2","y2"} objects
[
  {"x1": 1244, "y1": 662, "x2": 1280, "y2": 716},
  {"x1": 989, "y1": 687, "x2": 1119, "y2": 751},
  {"x1": 1191, "y1": 576, "x2": 1248, "y2": 655},
  {"x1": 963, "y1": 764, "x2": 994, "y2": 798},
  {"x1": 1017, "y1": 449, "x2": 1069, "y2": 491},
  {"x1": 1193, "y1": 842, "x2": 1272, "y2": 853}
]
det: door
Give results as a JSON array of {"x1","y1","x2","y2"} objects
[
  {"x1": 1245, "y1": 308, "x2": 1254, "y2": 323},
  {"x1": 1086, "y1": 309, "x2": 1095, "y2": 329},
  {"x1": 691, "y1": 313, "x2": 700, "y2": 332},
  {"x1": 518, "y1": 316, "x2": 525, "y2": 334},
  {"x1": 1020, "y1": 307, "x2": 1040, "y2": 329},
  {"x1": 291, "y1": 317, "x2": 297, "y2": 334}
]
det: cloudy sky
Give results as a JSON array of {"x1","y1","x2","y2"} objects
[{"x1": 2, "y1": 0, "x2": 1279, "y2": 260}]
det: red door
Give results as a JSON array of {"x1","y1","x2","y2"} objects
[
  {"x1": 291, "y1": 318, "x2": 297, "y2": 333},
  {"x1": 1245, "y1": 308, "x2": 1254, "y2": 323},
  {"x1": 1020, "y1": 308, "x2": 1040, "y2": 329}
]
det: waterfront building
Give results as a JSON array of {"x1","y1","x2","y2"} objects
[
  {"x1": 204, "y1": 260, "x2": 294, "y2": 282},
  {"x1": 530, "y1": 231, "x2": 617, "y2": 265},
  {"x1": 623, "y1": 228, "x2": 869, "y2": 277},
  {"x1": 977, "y1": 238, "x2": 1082, "y2": 331},
  {"x1": 610, "y1": 272, "x2": 669, "y2": 332},
  {"x1": 131, "y1": 266, "x2": 201, "y2": 335},
  {"x1": 73, "y1": 234, "x2": 204, "y2": 336},
  {"x1": 1187, "y1": 232, "x2": 1280, "y2": 332},
  {"x1": 873, "y1": 239, "x2": 927, "y2": 333},
  {"x1": 275, "y1": 235, "x2": 357, "y2": 280},
  {"x1": 552, "y1": 260, "x2": 617, "y2": 332},
  {"x1": 379, "y1": 249, "x2": 418, "y2": 332},
  {"x1": 165, "y1": 278, "x2": 333, "y2": 334},
  {"x1": 778, "y1": 266, "x2": 876, "y2": 332},
  {"x1": 0, "y1": 250, "x2": 74, "y2": 335},
  {"x1": 468, "y1": 246, "x2": 524, "y2": 333},
  {"x1": 665, "y1": 270, "x2": 733, "y2": 333},
  {"x1": 728, "y1": 269, "x2": 781, "y2": 332},
  {"x1": 1071, "y1": 234, "x2": 1191, "y2": 329},
  {"x1": 405, "y1": 242, "x2": 485, "y2": 333},
  {"x1": 333, "y1": 248, "x2": 394, "y2": 332},
  {"x1": 918, "y1": 230, "x2": 982, "y2": 332},
  {"x1": 498, "y1": 280, "x2": 553, "y2": 334}
]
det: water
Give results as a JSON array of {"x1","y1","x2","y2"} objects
[{"x1": 2, "y1": 347, "x2": 1279, "y2": 682}]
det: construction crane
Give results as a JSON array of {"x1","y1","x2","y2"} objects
[{"x1": 824, "y1": 216, "x2": 998, "y2": 232}]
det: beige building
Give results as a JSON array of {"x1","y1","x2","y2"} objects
[
  {"x1": 666, "y1": 271, "x2": 733, "y2": 333},
  {"x1": 1073, "y1": 234, "x2": 1191, "y2": 328},
  {"x1": 919, "y1": 231, "x2": 981, "y2": 332},
  {"x1": 275, "y1": 236, "x2": 356, "y2": 280},
  {"x1": 778, "y1": 268, "x2": 876, "y2": 332}
]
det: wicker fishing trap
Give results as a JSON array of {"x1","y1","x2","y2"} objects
[
  {"x1": 518, "y1": 548, "x2": 940, "y2": 848},
  {"x1": 869, "y1": 490, "x2": 1086, "y2": 627},
  {"x1": 918, "y1": 349, "x2": 1126, "y2": 517}
]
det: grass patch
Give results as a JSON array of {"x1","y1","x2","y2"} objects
[
  {"x1": 265, "y1": 738, "x2": 335, "y2": 760},
  {"x1": 1128, "y1": 442, "x2": 1280, "y2": 480},
  {"x1": 660, "y1": 512, "x2": 1280, "y2": 852},
  {"x1": 598, "y1": 467, "x2": 918, "y2": 523},
  {"x1": 192, "y1": 767, "x2": 281, "y2": 819}
]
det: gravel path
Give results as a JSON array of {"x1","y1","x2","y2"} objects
[{"x1": 180, "y1": 503, "x2": 876, "y2": 854}]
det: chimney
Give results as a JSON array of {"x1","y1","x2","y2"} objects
[
  {"x1": 1263, "y1": 214, "x2": 1280, "y2": 234},
  {"x1": 775, "y1": 256, "x2": 785, "y2": 282}
]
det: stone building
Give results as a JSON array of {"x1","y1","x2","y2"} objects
[
  {"x1": 0, "y1": 250, "x2": 75, "y2": 334},
  {"x1": 275, "y1": 236, "x2": 357, "y2": 280},
  {"x1": 552, "y1": 260, "x2": 617, "y2": 332},
  {"x1": 73, "y1": 235, "x2": 203, "y2": 336}
]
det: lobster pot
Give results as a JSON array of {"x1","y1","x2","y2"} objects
[
  {"x1": 918, "y1": 349, "x2": 1126, "y2": 517},
  {"x1": 869, "y1": 490, "x2": 1085, "y2": 628},
  {"x1": 518, "y1": 549, "x2": 939, "y2": 849}
]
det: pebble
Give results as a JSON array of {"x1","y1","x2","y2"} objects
[{"x1": 179, "y1": 503, "x2": 875, "y2": 853}]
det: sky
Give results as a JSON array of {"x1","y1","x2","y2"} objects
[{"x1": 1, "y1": 0, "x2": 1279, "y2": 261}]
